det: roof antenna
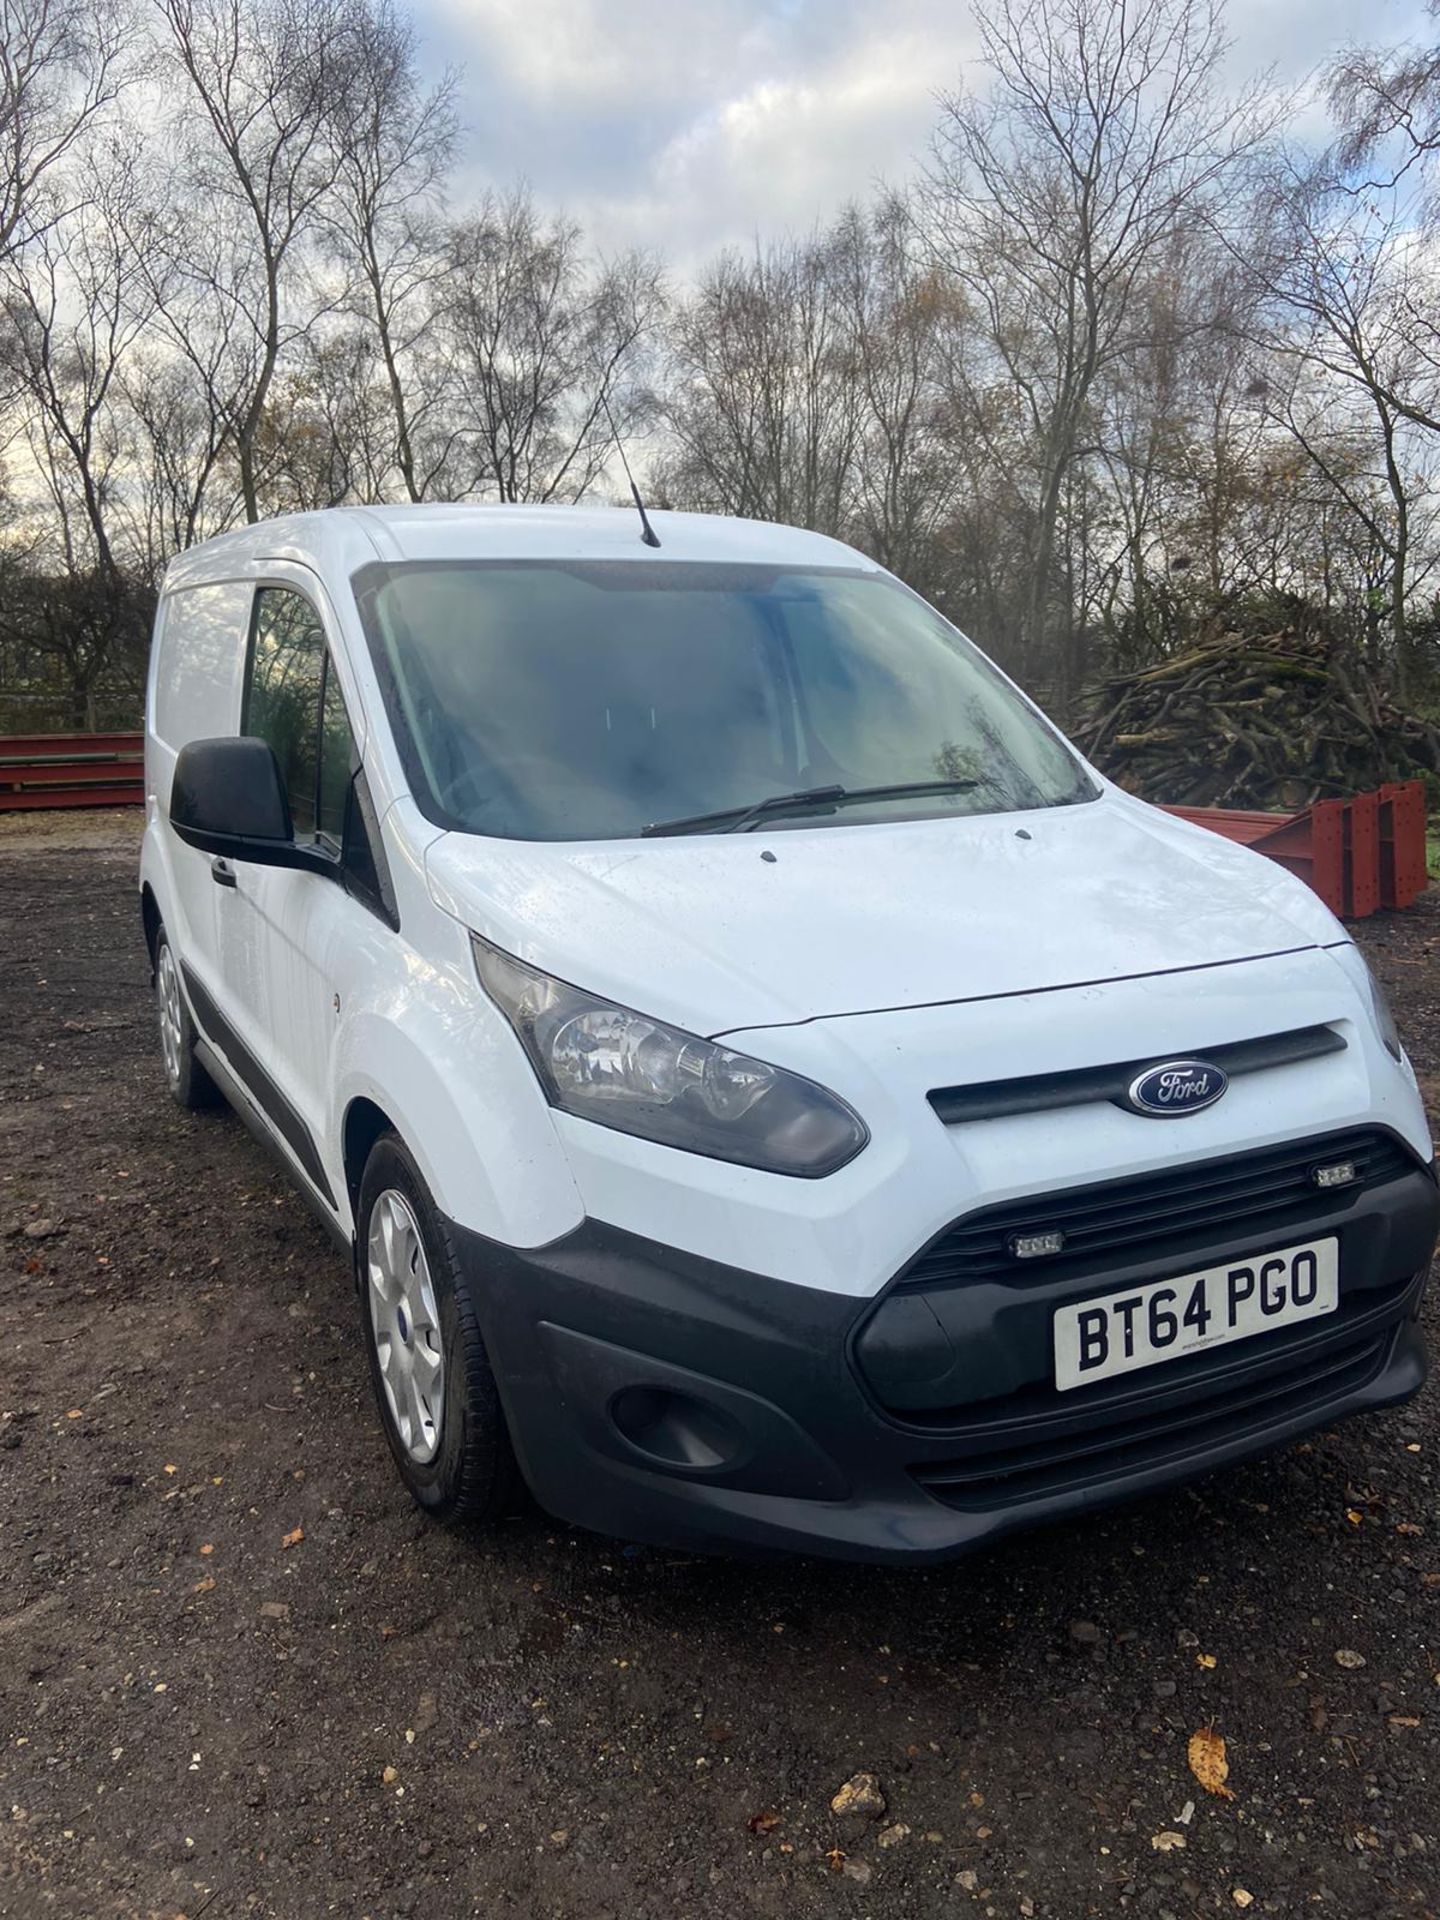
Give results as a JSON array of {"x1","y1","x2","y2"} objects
[{"x1": 601, "y1": 393, "x2": 661, "y2": 549}]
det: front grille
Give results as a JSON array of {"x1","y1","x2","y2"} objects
[
  {"x1": 927, "y1": 1023, "x2": 1344, "y2": 1124},
  {"x1": 911, "y1": 1324, "x2": 1395, "y2": 1511},
  {"x1": 897, "y1": 1128, "x2": 1418, "y2": 1294}
]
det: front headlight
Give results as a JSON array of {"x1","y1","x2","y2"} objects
[
  {"x1": 1364, "y1": 964, "x2": 1404, "y2": 1063},
  {"x1": 471, "y1": 935, "x2": 868, "y2": 1178},
  {"x1": 1333, "y1": 940, "x2": 1407, "y2": 1063}
]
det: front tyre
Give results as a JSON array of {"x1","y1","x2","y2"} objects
[
  {"x1": 358, "y1": 1133, "x2": 519, "y2": 1525},
  {"x1": 154, "y1": 926, "x2": 220, "y2": 1111}
]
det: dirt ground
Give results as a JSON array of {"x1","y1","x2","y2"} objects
[{"x1": 2, "y1": 810, "x2": 1438, "y2": 1920}]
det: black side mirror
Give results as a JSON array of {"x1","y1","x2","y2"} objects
[{"x1": 170, "y1": 737, "x2": 331, "y2": 874}]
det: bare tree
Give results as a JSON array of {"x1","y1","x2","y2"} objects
[
  {"x1": 833, "y1": 196, "x2": 970, "y2": 591},
  {"x1": 441, "y1": 189, "x2": 663, "y2": 504},
  {"x1": 1328, "y1": 3, "x2": 1440, "y2": 193},
  {"x1": 119, "y1": 339, "x2": 237, "y2": 566},
  {"x1": 155, "y1": 0, "x2": 357, "y2": 520},
  {"x1": 1, "y1": 150, "x2": 155, "y2": 579},
  {"x1": 0, "y1": 0, "x2": 134, "y2": 263},
  {"x1": 922, "y1": 0, "x2": 1270, "y2": 702},
  {"x1": 0, "y1": 150, "x2": 157, "y2": 718},
  {"x1": 262, "y1": 323, "x2": 397, "y2": 506},
  {"x1": 1249, "y1": 157, "x2": 1440, "y2": 690},
  {"x1": 659, "y1": 230, "x2": 860, "y2": 531},
  {"x1": 323, "y1": 0, "x2": 456, "y2": 500}
]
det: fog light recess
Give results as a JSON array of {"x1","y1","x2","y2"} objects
[{"x1": 609, "y1": 1385, "x2": 745, "y2": 1472}]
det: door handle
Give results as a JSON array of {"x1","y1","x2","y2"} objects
[{"x1": 211, "y1": 857, "x2": 238, "y2": 888}]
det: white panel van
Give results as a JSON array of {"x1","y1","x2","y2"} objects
[{"x1": 140, "y1": 505, "x2": 1437, "y2": 1562}]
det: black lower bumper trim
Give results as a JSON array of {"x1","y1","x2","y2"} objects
[
  {"x1": 454, "y1": 1163, "x2": 1435, "y2": 1565},
  {"x1": 912, "y1": 1322, "x2": 1395, "y2": 1508}
]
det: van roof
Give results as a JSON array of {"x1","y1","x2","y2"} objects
[{"x1": 162, "y1": 503, "x2": 875, "y2": 592}]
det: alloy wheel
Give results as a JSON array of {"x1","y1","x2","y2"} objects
[
  {"x1": 156, "y1": 942, "x2": 183, "y2": 1090},
  {"x1": 367, "y1": 1189, "x2": 445, "y2": 1463}
]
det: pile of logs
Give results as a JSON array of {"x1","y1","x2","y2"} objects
[{"x1": 1076, "y1": 628, "x2": 1440, "y2": 810}]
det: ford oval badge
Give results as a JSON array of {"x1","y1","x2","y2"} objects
[{"x1": 1125, "y1": 1059, "x2": 1228, "y2": 1117}]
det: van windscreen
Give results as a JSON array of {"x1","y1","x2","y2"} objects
[{"x1": 352, "y1": 559, "x2": 1096, "y2": 841}]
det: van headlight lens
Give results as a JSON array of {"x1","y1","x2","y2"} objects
[
  {"x1": 1365, "y1": 966, "x2": 1404, "y2": 1062},
  {"x1": 471, "y1": 935, "x2": 868, "y2": 1177}
]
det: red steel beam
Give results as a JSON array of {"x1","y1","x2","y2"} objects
[
  {"x1": 1164, "y1": 781, "x2": 1429, "y2": 919},
  {"x1": 0, "y1": 758, "x2": 143, "y2": 788},
  {"x1": 1379, "y1": 780, "x2": 1428, "y2": 909},
  {"x1": 0, "y1": 782, "x2": 143, "y2": 811},
  {"x1": 1346, "y1": 789, "x2": 1382, "y2": 919},
  {"x1": 0, "y1": 731, "x2": 142, "y2": 760},
  {"x1": 0, "y1": 730, "x2": 144, "y2": 811}
]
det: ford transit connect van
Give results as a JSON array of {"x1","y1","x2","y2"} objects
[{"x1": 141, "y1": 505, "x2": 1437, "y2": 1563}]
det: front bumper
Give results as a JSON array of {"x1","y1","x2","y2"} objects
[{"x1": 460, "y1": 1149, "x2": 1438, "y2": 1564}]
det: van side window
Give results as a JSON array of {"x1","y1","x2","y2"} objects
[
  {"x1": 241, "y1": 583, "x2": 397, "y2": 925},
  {"x1": 245, "y1": 588, "x2": 327, "y2": 837}
]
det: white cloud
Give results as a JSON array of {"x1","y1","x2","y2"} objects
[
  {"x1": 429, "y1": 0, "x2": 777, "y2": 112},
  {"x1": 417, "y1": 0, "x2": 1436, "y2": 268},
  {"x1": 612, "y1": 16, "x2": 975, "y2": 265}
]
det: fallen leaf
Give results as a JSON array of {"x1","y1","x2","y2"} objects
[
  {"x1": 1197, "y1": 1653, "x2": 1217, "y2": 1669},
  {"x1": 747, "y1": 1809, "x2": 782, "y2": 1835},
  {"x1": 281, "y1": 1526, "x2": 304, "y2": 1550},
  {"x1": 163, "y1": 1464, "x2": 177, "y2": 1476},
  {"x1": 1396, "y1": 1521, "x2": 1423, "y2": 1537},
  {"x1": 1151, "y1": 1830, "x2": 1188, "y2": 1851},
  {"x1": 1188, "y1": 1726, "x2": 1235, "y2": 1799},
  {"x1": 193, "y1": 1576, "x2": 215, "y2": 1594}
]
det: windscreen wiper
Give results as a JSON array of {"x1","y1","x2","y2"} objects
[{"x1": 641, "y1": 778, "x2": 980, "y2": 838}]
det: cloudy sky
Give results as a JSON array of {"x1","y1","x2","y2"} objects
[{"x1": 414, "y1": 0, "x2": 1432, "y2": 270}]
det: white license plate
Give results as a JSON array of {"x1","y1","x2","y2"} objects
[{"x1": 1053, "y1": 1238, "x2": 1338, "y2": 1392}]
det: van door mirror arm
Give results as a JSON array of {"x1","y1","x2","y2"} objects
[{"x1": 173, "y1": 821, "x2": 337, "y2": 877}]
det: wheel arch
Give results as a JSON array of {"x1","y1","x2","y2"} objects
[
  {"x1": 333, "y1": 1011, "x2": 584, "y2": 1249},
  {"x1": 140, "y1": 883, "x2": 161, "y2": 971},
  {"x1": 343, "y1": 1095, "x2": 396, "y2": 1221}
]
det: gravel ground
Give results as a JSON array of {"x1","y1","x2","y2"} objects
[{"x1": 1, "y1": 813, "x2": 1438, "y2": 1920}]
